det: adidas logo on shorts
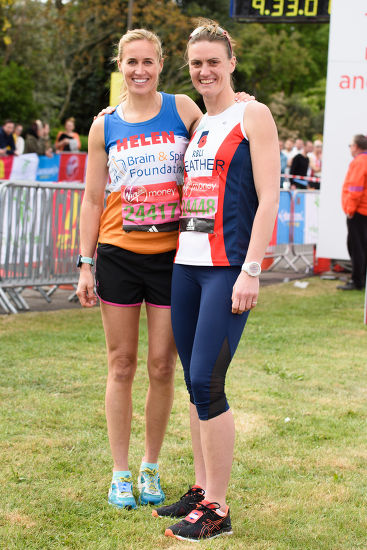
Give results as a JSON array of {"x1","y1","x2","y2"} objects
[{"x1": 186, "y1": 218, "x2": 195, "y2": 231}]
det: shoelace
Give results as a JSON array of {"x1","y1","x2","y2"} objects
[
  {"x1": 116, "y1": 476, "x2": 133, "y2": 495},
  {"x1": 195, "y1": 501, "x2": 221, "y2": 513},
  {"x1": 141, "y1": 467, "x2": 159, "y2": 493},
  {"x1": 181, "y1": 487, "x2": 205, "y2": 501}
]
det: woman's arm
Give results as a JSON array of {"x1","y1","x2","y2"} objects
[
  {"x1": 231, "y1": 101, "x2": 280, "y2": 314},
  {"x1": 175, "y1": 94, "x2": 203, "y2": 136},
  {"x1": 76, "y1": 117, "x2": 108, "y2": 307}
]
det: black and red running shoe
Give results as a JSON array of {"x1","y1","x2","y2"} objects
[
  {"x1": 164, "y1": 500, "x2": 233, "y2": 541},
  {"x1": 152, "y1": 486, "x2": 205, "y2": 518}
]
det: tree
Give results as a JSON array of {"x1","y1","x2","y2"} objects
[
  {"x1": 0, "y1": 61, "x2": 38, "y2": 122},
  {"x1": 269, "y1": 91, "x2": 324, "y2": 140},
  {"x1": 0, "y1": 0, "x2": 330, "y2": 138}
]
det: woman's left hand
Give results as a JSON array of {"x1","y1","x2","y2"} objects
[
  {"x1": 235, "y1": 91, "x2": 256, "y2": 103},
  {"x1": 231, "y1": 272, "x2": 259, "y2": 314}
]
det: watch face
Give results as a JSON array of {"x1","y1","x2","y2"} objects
[{"x1": 248, "y1": 262, "x2": 261, "y2": 276}]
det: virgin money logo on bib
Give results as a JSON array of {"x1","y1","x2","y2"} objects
[
  {"x1": 124, "y1": 185, "x2": 147, "y2": 203},
  {"x1": 197, "y1": 131, "x2": 209, "y2": 148}
]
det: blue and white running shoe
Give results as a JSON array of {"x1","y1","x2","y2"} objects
[
  {"x1": 138, "y1": 467, "x2": 165, "y2": 506},
  {"x1": 108, "y1": 475, "x2": 137, "y2": 509}
]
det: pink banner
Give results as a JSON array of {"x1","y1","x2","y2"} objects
[
  {"x1": 0, "y1": 156, "x2": 14, "y2": 179},
  {"x1": 58, "y1": 153, "x2": 87, "y2": 183}
]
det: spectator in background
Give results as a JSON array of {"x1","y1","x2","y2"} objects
[
  {"x1": 14, "y1": 123, "x2": 24, "y2": 155},
  {"x1": 308, "y1": 139, "x2": 322, "y2": 179},
  {"x1": 290, "y1": 140, "x2": 313, "y2": 189},
  {"x1": 42, "y1": 122, "x2": 52, "y2": 151},
  {"x1": 279, "y1": 140, "x2": 287, "y2": 188},
  {"x1": 306, "y1": 140, "x2": 314, "y2": 154},
  {"x1": 337, "y1": 134, "x2": 367, "y2": 291},
  {"x1": 292, "y1": 138, "x2": 304, "y2": 156},
  {"x1": 55, "y1": 117, "x2": 81, "y2": 152},
  {"x1": 281, "y1": 138, "x2": 295, "y2": 173},
  {"x1": 306, "y1": 139, "x2": 319, "y2": 189},
  {"x1": 24, "y1": 120, "x2": 53, "y2": 157},
  {"x1": 0, "y1": 120, "x2": 16, "y2": 156}
]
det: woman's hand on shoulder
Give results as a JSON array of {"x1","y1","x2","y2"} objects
[
  {"x1": 175, "y1": 94, "x2": 203, "y2": 136},
  {"x1": 234, "y1": 91, "x2": 256, "y2": 103},
  {"x1": 94, "y1": 106, "x2": 116, "y2": 120}
]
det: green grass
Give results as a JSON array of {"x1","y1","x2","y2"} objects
[{"x1": 1, "y1": 278, "x2": 366, "y2": 549}]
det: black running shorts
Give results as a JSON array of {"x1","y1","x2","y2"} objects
[{"x1": 95, "y1": 243, "x2": 175, "y2": 308}]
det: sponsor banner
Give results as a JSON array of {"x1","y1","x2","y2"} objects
[
  {"x1": 36, "y1": 155, "x2": 61, "y2": 182},
  {"x1": 0, "y1": 156, "x2": 14, "y2": 180},
  {"x1": 304, "y1": 192, "x2": 319, "y2": 245},
  {"x1": 58, "y1": 153, "x2": 87, "y2": 183},
  {"x1": 318, "y1": 0, "x2": 367, "y2": 258},
  {"x1": 9, "y1": 153, "x2": 39, "y2": 181},
  {"x1": 293, "y1": 193, "x2": 306, "y2": 244},
  {"x1": 1, "y1": 153, "x2": 87, "y2": 183},
  {"x1": 275, "y1": 191, "x2": 292, "y2": 244},
  {"x1": 292, "y1": 191, "x2": 320, "y2": 245},
  {"x1": 52, "y1": 190, "x2": 81, "y2": 259}
]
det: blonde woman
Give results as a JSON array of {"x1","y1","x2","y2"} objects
[
  {"x1": 55, "y1": 117, "x2": 81, "y2": 152},
  {"x1": 76, "y1": 28, "x2": 202, "y2": 510}
]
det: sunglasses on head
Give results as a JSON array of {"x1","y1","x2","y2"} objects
[{"x1": 189, "y1": 25, "x2": 233, "y2": 57}]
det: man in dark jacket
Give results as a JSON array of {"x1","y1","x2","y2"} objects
[{"x1": 0, "y1": 120, "x2": 16, "y2": 156}]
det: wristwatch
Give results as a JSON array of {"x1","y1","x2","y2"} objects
[
  {"x1": 241, "y1": 261, "x2": 261, "y2": 277},
  {"x1": 77, "y1": 255, "x2": 94, "y2": 268}
]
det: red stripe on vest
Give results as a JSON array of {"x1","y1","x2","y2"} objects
[{"x1": 209, "y1": 123, "x2": 243, "y2": 266}]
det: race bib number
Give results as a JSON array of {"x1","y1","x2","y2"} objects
[
  {"x1": 121, "y1": 180, "x2": 180, "y2": 232},
  {"x1": 180, "y1": 175, "x2": 219, "y2": 233}
]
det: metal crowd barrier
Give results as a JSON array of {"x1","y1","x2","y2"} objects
[
  {"x1": 264, "y1": 189, "x2": 319, "y2": 273},
  {"x1": 0, "y1": 182, "x2": 320, "y2": 314},
  {"x1": 0, "y1": 180, "x2": 84, "y2": 313}
]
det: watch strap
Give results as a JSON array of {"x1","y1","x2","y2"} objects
[{"x1": 77, "y1": 255, "x2": 94, "y2": 267}]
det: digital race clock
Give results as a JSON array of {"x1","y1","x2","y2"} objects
[{"x1": 230, "y1": 0, "x2": 331, "y2": 23}]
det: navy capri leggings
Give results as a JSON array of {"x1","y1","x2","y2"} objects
[{"x1": 171, "y1": 264, "x2": 250, "y2": 421}]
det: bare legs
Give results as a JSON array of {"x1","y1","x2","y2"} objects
[
  {"x1": 190, "y1": 403, "x2": 235, "y2": 511},
  {"x1": 102, "y1": 303, "x2": 140, "y2": 471},
  {"x1": 144, "y1": 305, "x2": 177, "y2": 463},
  {"x1": 101, "y1": 302, "x2": 176, "y2": 471}
]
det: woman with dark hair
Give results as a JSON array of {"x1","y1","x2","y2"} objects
[
  {"x1": 153, "y1": 20, "x2": 280, "y2": 541},
  {"x1": 24, "y1": 120, "x2": 53, "y2": 157}
]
